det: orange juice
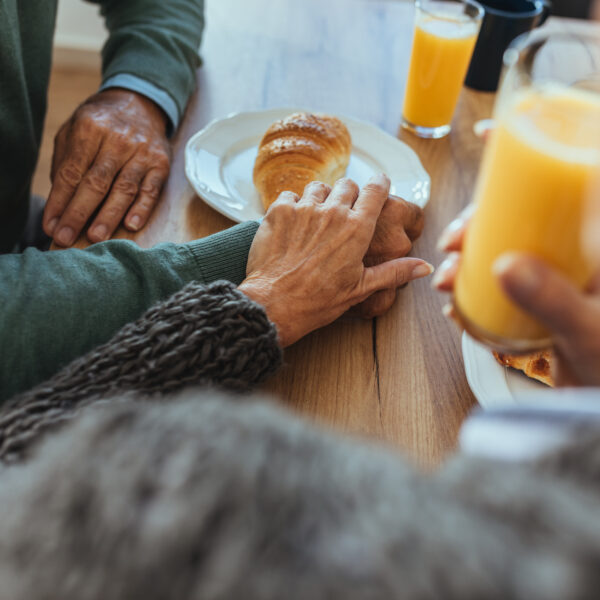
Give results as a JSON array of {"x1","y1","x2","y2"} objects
[
  {"x1": 403, "y1": 15, "x2": 479, "y2": 131},
  {"x1": 455, "y1": 85, "x2": 600, "y2": 348}
]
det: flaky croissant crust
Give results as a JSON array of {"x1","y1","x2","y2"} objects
[{"x1": 253, "y1": 112, "x2": 352, "y2": 210}]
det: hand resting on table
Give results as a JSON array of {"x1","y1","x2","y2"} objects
[{"x1": 239, "y1": 174, "x2": 431, "y2": 347}]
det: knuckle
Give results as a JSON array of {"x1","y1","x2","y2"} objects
[
  {"x1": 57, "y1": 163, "x2": 84, "y2": 188},
  {"x1": 268, "y1": 200, "x2": 295, "y2": 220},
  {"x1": 307, "y1": 180, "x2": 326, "y2": 188},
  {"x1": 112, "y1": 177, "x2": 139, "y2": 198},
  {"x1": 336, "y1": 177, "x2": 359, "y2": 192},
  {"x1": 276, "y1": 191, "x2": 299, "y2": 205},
  {"x1": 84, "y1": 165, "x2": 113, "y2": 195},
  {"x1": 395, "y1": 235, "x2": 412, "y2": 257},
  {"x1": 74, "y1": 115, "x2": 99, "y2": 134},
  {"x1": 152, "y1": 151, "x2": 171, "y2": 171},
  {"x1": 305, "y1": 180, "x2": 329, "y2": 194},
  {"x1": 111, "y1": 134, "x2": 134, "y2": 155},
  {"x1": 394, "y1": 269, "x2": 409, "y2": 288},
  {"x1": 139, "y1": 178, "x2": 163, "y2": 200}
]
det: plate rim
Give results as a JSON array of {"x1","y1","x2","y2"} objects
[
  {"x1": 462, "y1": 331, "x2": 515, "y2": 408},
  {"x1": 184, "y1": 107, "x2": 431, "y2": 223}
]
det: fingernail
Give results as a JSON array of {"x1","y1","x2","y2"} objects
[
  {"x1": 128, "y1": 215, "x2": 141, "y2": 231},
  {"x1": 442, "y1": 303, "x2": 454, "y2": 318},
  {"x1": 56, "y1": 226, "x2": 74, "y2": 246},
  {"x1": 92, "y1": 224, "x2": 108, "y2": 241},
  {"x1": 431, "y1": 266, "x2": 448, "y2": 289},
  {"x1": 47, "y1": 217, "x2": 58, "y2": 235},
  {"x1": 437, "y1": 218, "x2": 464, "y2": 251},
  {"x1": 411, "y1": 262, "x2": 435, "y2": 279},
  {"x1": 493, "y1": 253, "x2": 541, "y2": 294}
]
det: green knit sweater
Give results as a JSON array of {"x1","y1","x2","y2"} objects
[
  {"x1": 0, "y1": 221, "x2": 260, "y2": 403},
  {"x1": 0, "y1": 0, "x2": 204, "y2": 252}
]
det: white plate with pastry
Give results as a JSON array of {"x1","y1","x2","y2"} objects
[
  {"x1": 185, "y1": 108, "x2": 431, "y2": 223},
  {"x1": 462, "y1": 332, "x2": 556, "y2": 408}
]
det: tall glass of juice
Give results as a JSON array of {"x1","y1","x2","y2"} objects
[
  {"x1": 454, "y1": 30, "x2": 600, "y2": 352},
  {"x1": 402, "y1": 0, "x2": 484, "y2": 139}
]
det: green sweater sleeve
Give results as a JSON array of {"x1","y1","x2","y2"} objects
[
  {"x1": 0, "y1": 221, "x2": 258, "y2": 403},
  {"x1": 92, "y1": 0, "x2": 204, "y2": 123}
]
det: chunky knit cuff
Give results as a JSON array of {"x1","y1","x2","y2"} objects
[{"x1": 0, "y1": 281, "x2": 282, "y2": 462}]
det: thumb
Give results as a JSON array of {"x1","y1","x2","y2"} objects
[
  {"x1": 359, "y1": 257, "x2": 434, "y2": 297},
  {"x1": 494, "y1": 253, "x2": 589, "y2": 337}
]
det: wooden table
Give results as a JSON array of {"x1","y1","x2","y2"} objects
[{"x1": 73, "y1": 1, "x2": 597, "y2": 467}]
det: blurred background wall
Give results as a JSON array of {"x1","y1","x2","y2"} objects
[
  {"x1": 53, "y1": 0, "x2": 594, "y2": 54},
  {"x1": 55, "y1": 0, "x2": 106, "y2": 51}
]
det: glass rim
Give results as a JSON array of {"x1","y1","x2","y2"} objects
[
  {"x1": 480, "y1": 0, "x2": 549, "y2": 19},
  {"x1": 504, "y1": 28, "x2": 600, "y2": 70},
  {"x1": 415, "y1": 0, "x2": 485, "y2": 23}
]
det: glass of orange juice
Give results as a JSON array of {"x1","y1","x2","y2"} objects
[
  {"x1": 454, "y1": 30, "x2": 600, "y2": 352},
  {"x1": 402, "y1": 0, "x2": 484, "y2": 139}
]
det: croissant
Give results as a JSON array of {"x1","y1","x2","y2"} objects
[
  {"x1": 493, "y1": 350, "x2": 554, "y2": 387},
  {"x1": 253, "y1": 112, "x2": 352, "y2": 210}
]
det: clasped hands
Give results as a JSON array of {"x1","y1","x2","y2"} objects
[{"x1": 239, "y1": 174, "x2": 431, "y2": 347}]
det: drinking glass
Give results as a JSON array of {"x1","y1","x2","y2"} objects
[
  {"x1": 401, "y1": 0, "x2": 484, "y2": 139},
  {"x1": 454, "y1": 30, "x2": 600, "y2": 352}
]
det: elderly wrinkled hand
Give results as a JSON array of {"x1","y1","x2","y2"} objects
[
  {"x1": 350, "y1": 192, "x2": 424, "y2": 318},
  {"x1": 433, "y1": 205, "x2": 600, "y2": 387},
  {"x1": 43, "y1": 89, "x2": 171, "y2": 247},
  {"x1": 238, "y1": 174, "x2": 433, "y2": 347}
]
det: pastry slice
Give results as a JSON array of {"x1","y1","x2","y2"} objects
[{"x1": 493, "y1": 350, "x2": 554, "y2": 387}]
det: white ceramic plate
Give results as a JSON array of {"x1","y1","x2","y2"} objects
[
  {"x1": 185, "y1": 108, "x2": 431, "y2": 223},
  {"x1": 462, "y1": 332, "x2": 556, "y2": 408}
]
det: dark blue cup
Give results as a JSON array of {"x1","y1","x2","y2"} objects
[{"x1": 465, "y1": 0, "x2": 552, "y2": 91}]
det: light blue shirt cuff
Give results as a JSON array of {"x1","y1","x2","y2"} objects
[{"x1": 100, "y1": 74, "x2": 180, "y2": 136}]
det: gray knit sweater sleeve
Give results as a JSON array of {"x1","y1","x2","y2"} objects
[
  {"x1": 1, "y1": 394, "x2": 600, "y2": 600},
  {"x1": 0, "y1": 280, "x2": 282, "y2": 462}
]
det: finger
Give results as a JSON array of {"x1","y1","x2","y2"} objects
[
  {"x1": 53, "y1": 150, "x2": 122, "y2": 247},
  {"x1": 324, "y1": 178, "x2": 360, "y2": 207},
  {"x1": 353, "y1": 173, "x2": 391, "y2": 223},
  {"x1": 473, "y1": 118, "x2": 496, "y2": 140},
  {"x1": 300, "y1": 181, "x2": 331, "y2": 205},
  {"x1": 442, "y1": 302, "x2": 464, "y2": 331},
  {"x1": 583, "y1": 184, "x2": 600, "y2": 276},
  {"x1": 587, "y1": 270, "x2": 600, "y2": 295},
  {"x1": 358, "y1": 257, "x2": 434, "y2": 298},
  {"x1": 44, "y1": 134, "x2": 101, "y2": 238},
  {"x1": 436, "y1": 203, "x2": 475, "y2": 252},
  {"x1": 87, "y1": 161, "x2": 147, "y2": 242},
  {"x1": 494, "y1": 253, "x2": 590, "y2": 338},
  {"x1": 387, "y1": 194, "x2": 424, "y2": 241},
  {"x1": 365, "y1": 229, "x2": 413, "y2": 264},
  {"x1": 431, "y1": 253, "x2": 460, "y2": 292},
  {"x1": 349, "y1": 288, "x2": 398, "y2": 319},
  {"x1": 272, "y1": 191, "x2": 300, "y2": 207},
  {"x1": 123, "y1": 167, "x2": 168, "y2": 232},
  {"x1": 50, "y1": 125, "x2": 69, "y2": 182}
]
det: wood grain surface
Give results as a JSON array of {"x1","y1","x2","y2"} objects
[{"x1": 47, "y1": 1, "x2": 600, "y2": 466}]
